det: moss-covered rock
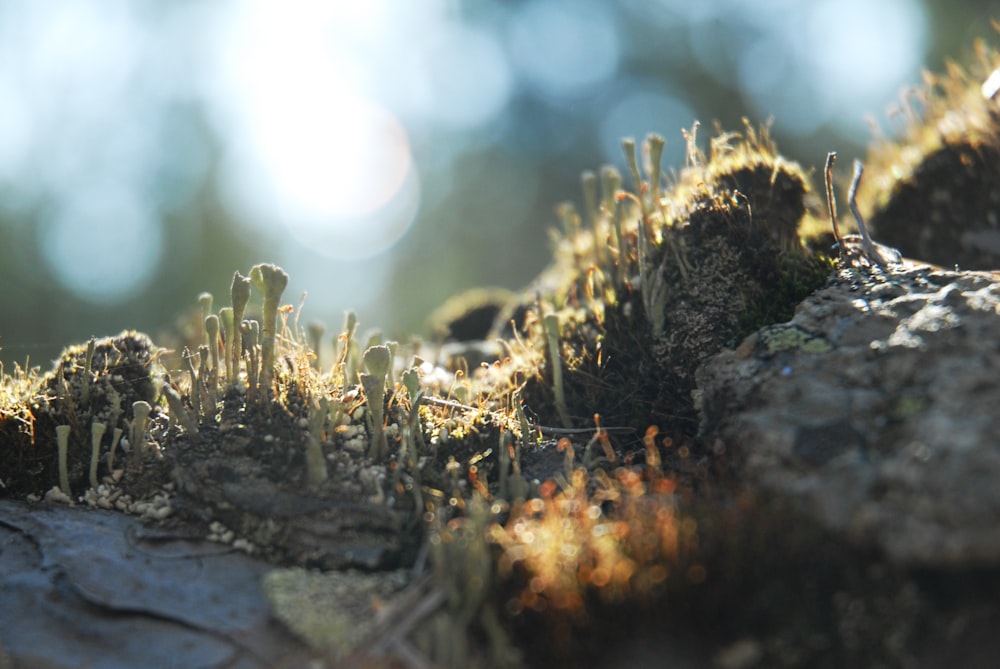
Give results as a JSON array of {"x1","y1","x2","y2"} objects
[
  {"x1": 515, "y1": 125, "x2": 833, "y2": 442},
  {"x1": 861, "y1": 41, "x2": 1000, "y2": 270},
  {"x1": 0, "y1": 331, "x2": 157, "y2": 498}
]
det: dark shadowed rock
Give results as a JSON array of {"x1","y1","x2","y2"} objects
[
  {"x1": 697, "y1": 264, "x2": 1000, "y2": 566},
  {"x1": 0, "y1": 499, "x2": 315, "y2": 669}
]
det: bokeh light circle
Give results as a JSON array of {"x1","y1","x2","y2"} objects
[{"x1": 39, "y1": 188, "x2": 163, "y2": 304}]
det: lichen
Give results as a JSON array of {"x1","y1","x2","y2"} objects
[
  {"x1": 5, "y1": 99, "x2": 970, "y2": 668},
  {"x1": 0, "y1": 331, "x2": 157, "y2": 498},
  {"x1": 511, "y1": 122, "x2": 834, "y2": 444},
  {"x1": 756, "y1": 323, "x2": 833, "y2": 355}
]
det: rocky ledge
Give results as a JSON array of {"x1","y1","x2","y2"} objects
[{"x1": 698, "y1": 264, "x2": 1000, "y2": 567}]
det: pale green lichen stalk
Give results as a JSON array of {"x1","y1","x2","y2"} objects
[
  {"x1": 243, "y1": 320, "x2": 261, "y2": 403},
  {"x1": 600, "y1": 164, "x2": 626, "y2": 286},
  {"x1": 163, "y1": 384, "x2": 199, "y2": 443},
  {"x1": 89, "y1": 421, "x2": 107, "y2": 490},
  {"x1": 361, "y1": 344, "x2": 392, "y2": 460},
  {"x1": 543, "y1": 313, "x2": 572, "y2": 428},
  {"x1": 230, "y1": 271, "x2": 252, "y2": 384},
  {"x1": 108, "y1": 427, "x2": 123, "y2": 470},
  {"x1": 56, "y1": 424, "x2": 71, "y2": 496},
  {"x1": 205, "y1": 314, "x2": 220, "y2": 394},
  {"x1": 305, "y1": 396, "x2": 330, "y2": 487},
  {"x1": 80, "y1": 337, "x2": 96, "y2": 406},
  {"x1": 198, "y1": 292, "x2": 213, "y2": 346},
  {"x1": 249, "y1": 263, "x2": 289, "y2": 398},
  {"x1": 646, "y1": 132, "x2": 666, "y2": 204},
  {"x1": 130, "y1": 401, "x2": 152, "y2": 471},
  {"x1": 308, "y1": 321, "x2": 325, "y2": 370},
  {"x1": 218, "y1": 307, "x2": 234, "y2": 382}
]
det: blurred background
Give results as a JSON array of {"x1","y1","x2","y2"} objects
[{"x1": 1, "y1": 0, "x2": 998, "y2": 367}]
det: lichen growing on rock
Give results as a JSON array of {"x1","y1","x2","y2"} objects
[
  {"x1": 0, "y1": 113, "x2": 853, "y2": 667},
  {"x1": 6, "y1": 38, "x2": 1000, "y2": 660},
  {"x1": 0, "y1": 331, "x2": 157, "y2": 498},
  {"x1": 513, "y1": 123, "x2": 834, "y2": 442},
  {"x1": 697, "y1": 264, "x2": 1000, "y2": 567}
]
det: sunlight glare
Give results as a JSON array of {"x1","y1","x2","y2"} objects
[{"x1": 214, "y1": 0, "x2": 416, "y2": 258}]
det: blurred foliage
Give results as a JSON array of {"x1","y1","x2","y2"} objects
[{"x1": 1, "y1": 0, "x2": 998, "y2": 369}]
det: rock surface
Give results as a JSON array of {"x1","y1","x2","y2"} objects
[
  {"x1": 697, "y1": 264, "x2": 1000, "y2": 566},
  {"x1": 0, "y1": 499, "x2": 315, "y2": 669},
  {"x1": 5, "y1": 262, "x2": 1000, "y2": 667}
]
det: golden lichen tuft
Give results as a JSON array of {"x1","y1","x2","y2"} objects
[{"x1": 860, "y1": 36, "x2": 1000, "y2": 269}]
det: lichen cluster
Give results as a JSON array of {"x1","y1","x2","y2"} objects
[
  {"x1": 511, "y1": 122, "x2": 833, "y2": 446},
  {"x1": 0, "y1": 332, "x2": 157, "y2": 499},
  {"x1": 0, "y1": 108, "x2": 942, "y2": 667},
  {"x1": 0, "y1": 116, "x2": 843, "y2": 665}
]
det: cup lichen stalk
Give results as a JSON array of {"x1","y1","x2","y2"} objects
[
  {"x1": 512, "y1": 389, "x2": 533, "y2": 455},
  {"x1": 108, "y1": 427, "x2": 123, "y2": 470},
  {"x1": 218, "y1": 307, "x2": 234, "y2": 383},
  {"x1": 395, "y1": 418, "x2": 423, "y2": 511},
  {"x1": 230, "y1": 271, "x2": 252, "y2": 385},
  {"x1": 401, "y1": 367, "x2": 420, "y2": 406},
  {"x1": 205, "y1": 314, "x2": 220, "y2": 401},
  {"x1": 361, "y1": 344, "x2": 392, "y2": 460},
  {"x1": 543, "y1": 313, "x2": 572, "y2": 429},
  {"x1": 80, "y1": 337, "x2": 96, "y2": 407},
  {"x1": 196, "y1": 344, "x2": 211, "y2": 411},
  {"x1": 249, "y1": 263, "x2": 289, "y2": 398},
  {"x1": 198, "y1": 292, "x2": 213, "y2": 346},
  {"x1": 581, "y1": 170, "x2": 599, "y2": 230},
  {"x1": 622, "y1": 137, "x2": 648, "y2": 221},
  {"x1": 305, "y1": 396, "x2": 329, "y2": 487},
  {"x1": 646, "y1": 132, "x2": 665, "y2": 209},
  {"x1": 307, "y1": 321, "x2": 325, "y2": 371},
  {"x1": 181, "y1": 347, "x2": 201, "y2": 416},
  {"x1": 55, "y1": 424, "x2": 71, "y2": 496},
  {"x1": 243, "y1": 320, "x2": 260, "y2": 404},
  {"x1": 130, "y1": 401, "x2": 152, "y2": 472},
  {"x1": 88, "y1": 421, "x2": 107, "y2": 490},
  {"x1": 163, "y1": 384, "x2": 200, "y2": 443},
  {"x1": 600, "y1": 165, "x2": 627, "y2": 287},
  {"x1": 107, "y1": 389, "x2": 122, "y2": 438},
  {"x1": 336, "y1": 310, "x2": 359, "y2": 392}
]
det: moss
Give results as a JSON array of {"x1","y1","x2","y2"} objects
[
  {"x1": 0, "y1": 331, "x2": 157, "y2": 498},
  {"x1": 0, "y1": 119, "x2": 839, "y2": 665},
  {"x1": 429, "y1": 287, "x2": 518, "y2": 342},
  {"x1": 516, "y1": 123, "x2": 833, "y2": 443},
  {"x1": 8, "y1": 67, "x2": 987, "y2": 664},
  {"x1": 860, "y1": 40, "x2": 1000, "y2": 269}
]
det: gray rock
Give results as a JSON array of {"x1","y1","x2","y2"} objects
[
  {"x1": 0, "y1": 499, "x2": 315, "y2": 669},
  {"x1": 697, "y1": 265, "x2": 1000, "y2": 566}
]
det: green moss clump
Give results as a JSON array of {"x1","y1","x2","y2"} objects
[
  {"x1": 429, "y1": 287, "x2": 518, "y2": 342},
  {"x1": 5, "y1": 107, "x2": 955, "y2": 667},
  {"x1": 0, "y1": 331, "x2": 157, "y2": 498},
  {"x1": 515, "y1": 124, "x2": 833, "y2": 439},
  {"x1": 860, "y1": 39, "x2": 1000, "y2": 270}
]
